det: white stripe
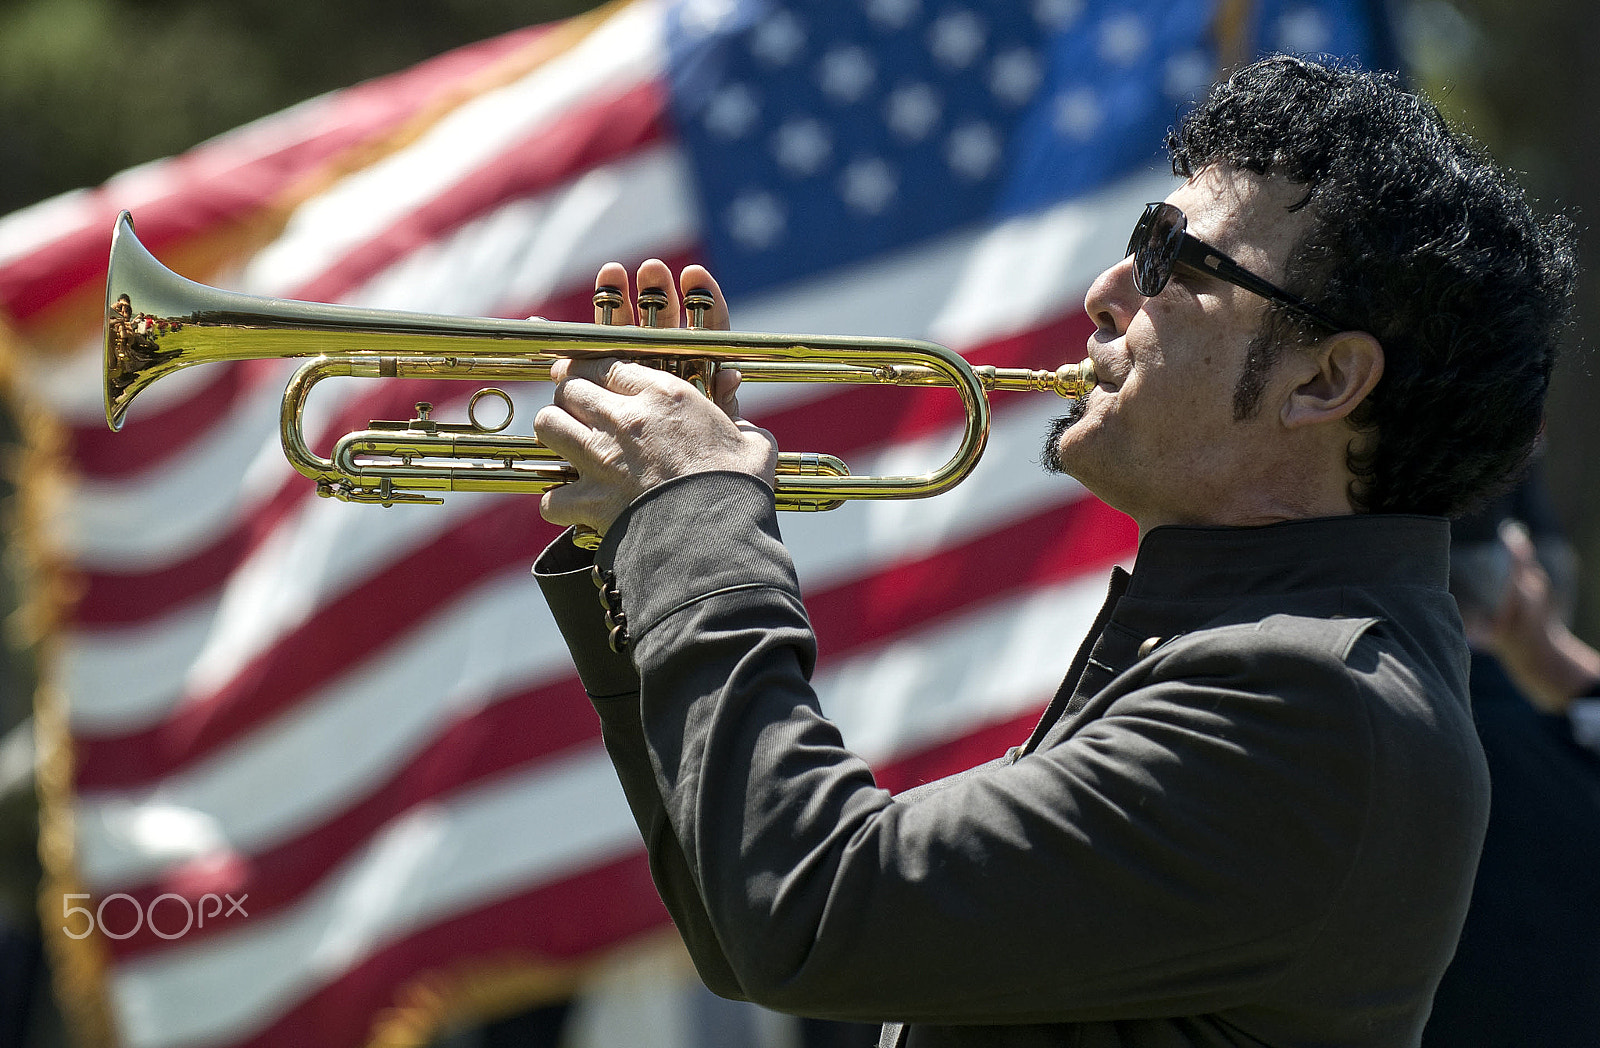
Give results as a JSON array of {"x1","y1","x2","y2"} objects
[
  {"x1": 66, "y1": 499, "x2": 530, "y2": 739},
  {"x1": 0, "y1": 188, "x2": 99, "y2": 271},
  {"x1": 67, "y1": 483, "x2": 513, "y2": 730},
  {"x1": 73, "y1": 570, "x2": 572, "y2": 887},
  {"x1": 63, "y1": 369, "x2": 294, "y2": 568},
  {"x1": 175, "y1": 483, "x2": 499, "y2": 701},
  {"x1": 106, "y1": 748, "x2": 638, "y2": 1048},
  {"x1": 345, "y1": 145, "x2": 698, "y2": 319},
  {"x1": 818, "y1": 569, "x2": 1117, "y2": 763},
  {"x1": 929, "y1": 170, "x2": 1180, "y2": 349},
  {"x1": 17, "y1": 335, "x2": 232, "y2": 426},
  {"x1": 782, "y1": 391, "x2": 1093, "y2": 590},
  {"x1": 61, "y1": 371, "x2": 527, "y2": 568},
  {"x1": 238, "y1": 0, "x2": 665, "y2": 298},
  {"x1": 62, "y1": 600, "x2": 219, "y2": 731}
]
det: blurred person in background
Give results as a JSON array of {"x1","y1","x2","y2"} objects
[{"x1": 1423, "y1": 462, "x2": 1600, "y2": 1046}]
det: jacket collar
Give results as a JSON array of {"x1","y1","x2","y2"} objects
[
  {"x1": 1125, "y1": 514, "x2": 1451, "y2": 604},
  {"x1": 1019, "y1": 514, "x2": 1454, "y2": 756}
]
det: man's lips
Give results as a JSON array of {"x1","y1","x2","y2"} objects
[
  {"x1": 1085, "y1": 351, "x2": 1122, "y2": 393},
  {"x1": 1082, "y1": 336, "x2": 1122, "y2": 393}
]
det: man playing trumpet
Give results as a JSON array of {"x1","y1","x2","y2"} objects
[{"x1": 531, "y1": 56, "x2": 1578, "y2": 1047}]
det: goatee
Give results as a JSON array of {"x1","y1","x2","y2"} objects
[{"x1": 1040, "y1": 400, "x2": 1086, "y2": 475}]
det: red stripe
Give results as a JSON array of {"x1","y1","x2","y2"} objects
[
  {"x1": 100, "y1": 703, "x2": 1049, "y2": 988},
  {"x1": 72, "y1": 466, "x2": 306, "y2": 628},
  {"x1": 70, "y1": 375, "x2": 524, "y2": 627},
  {"x1": 73, "y1": 500, "x2": 566, "y2": 789},
  {"x1": 68, "y1": 306, "x2": 1086, "y2": 627},
  {"x1": 806, "y1": 494, "x2": 1134, "y2": 661},
  {"x1": 227, "y1": 857, "x2": 672, "y2": 1048},
  {"x1": 754, "y1": 311, "x2": 1093, "y2": 455},
  {"x1": 101, "y1": 678, "x2": 600, "y2": 958},
  {"x1": 875, "y1": 707, "x2": 1044, "y2": 794},
  {"x1": 288, "y1": 80, "x2": 670, "y2": 306},
  {"x1": 69, "y1": 360, "x2": 278, "y2": 478},
  {"x1": 69, "y1": 487, "x2": 1104, "y2": 785},
  {"x1": 1, "y1": 26, "x2": 554, "y2": 325}
]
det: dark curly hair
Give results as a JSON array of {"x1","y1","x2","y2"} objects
[{"x1": 1166, "y1": 55, "x2": 1579, "y2": 517}]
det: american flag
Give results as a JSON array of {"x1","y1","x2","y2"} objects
[{"x1": 0, "y1": 0, "x2": 1392, "y2": 1045}]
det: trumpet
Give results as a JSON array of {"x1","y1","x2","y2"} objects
[{"x1": 104, "y1": 211, "x2": 1095, "y2": 525}]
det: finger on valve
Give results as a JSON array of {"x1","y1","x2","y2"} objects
[
  {"x1": 632, "y1": 258, "x2": 678, "y2": 328},
  {"x1": 593, "y1": 260, "x2": 632, "y2": 325},
  {"x1": 679, "y1": 264, "x2": 730, "y2": 330},
  {"x1": 684, "y1": 287, "x2": 715, "y2": 330}
]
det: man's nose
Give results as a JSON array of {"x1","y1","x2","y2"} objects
[{"x1": 1084, "y1": 255, "x2": 1141, "y2": 337}]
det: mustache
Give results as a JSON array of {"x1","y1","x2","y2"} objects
[{"x1": 1039, "y1": 399, "x2": 1087, "y2": 475}]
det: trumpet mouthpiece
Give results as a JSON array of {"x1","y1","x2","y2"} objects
[{"x1": 1055, "y1": 359, "x2": 1096, "y2": 398}]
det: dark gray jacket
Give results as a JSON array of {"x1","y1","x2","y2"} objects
[{"x1": 534, "y1": 472, "x2": 1489, "y2": 1047}]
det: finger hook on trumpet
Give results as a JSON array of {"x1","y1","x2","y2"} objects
[{"x1": 468, "y1": 388, "x2": 515, "y2": 433}]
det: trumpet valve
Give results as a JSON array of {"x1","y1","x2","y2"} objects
[
  {"x1": 593, "y1": 284, "x2": 625, "y2": 325},
  {"x1": 684, "y1": 288, "x2": 715, "y2": 329},
  {"x1": 636, "y1": 286, "x2": 669, "y2": 327}
]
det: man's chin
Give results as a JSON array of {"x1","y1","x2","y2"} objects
[{"x1": 1040, "y1": 402, "x2": 1087, "y2": 476}]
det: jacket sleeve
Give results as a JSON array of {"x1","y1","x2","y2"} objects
[
  {"x1": 593, "y1": 472, "x2": 1390, "y2": 1026},
  {"x1": 532, "y1": 530, "x2": 745, "y2": 1000}
]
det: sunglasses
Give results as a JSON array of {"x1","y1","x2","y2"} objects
[{"x1": 1126, "y1": 202, "x2": 1346, "y2": 333}]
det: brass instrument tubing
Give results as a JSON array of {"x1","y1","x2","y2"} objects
[{"x1": 106, "y1": 210, "x2": 1093, "y2": 511}]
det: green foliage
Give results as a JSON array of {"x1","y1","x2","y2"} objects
[{"x1": 0, "y1": 0, "x2": 603, "y2": 215}]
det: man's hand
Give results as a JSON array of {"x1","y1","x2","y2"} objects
[{"x1": 534, "y1": 259, "x2": 778, "y2": 537}]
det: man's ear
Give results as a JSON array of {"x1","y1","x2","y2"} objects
[{"x1": 1281, "y1": 332, "x2": 1384, "y2": 429}]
